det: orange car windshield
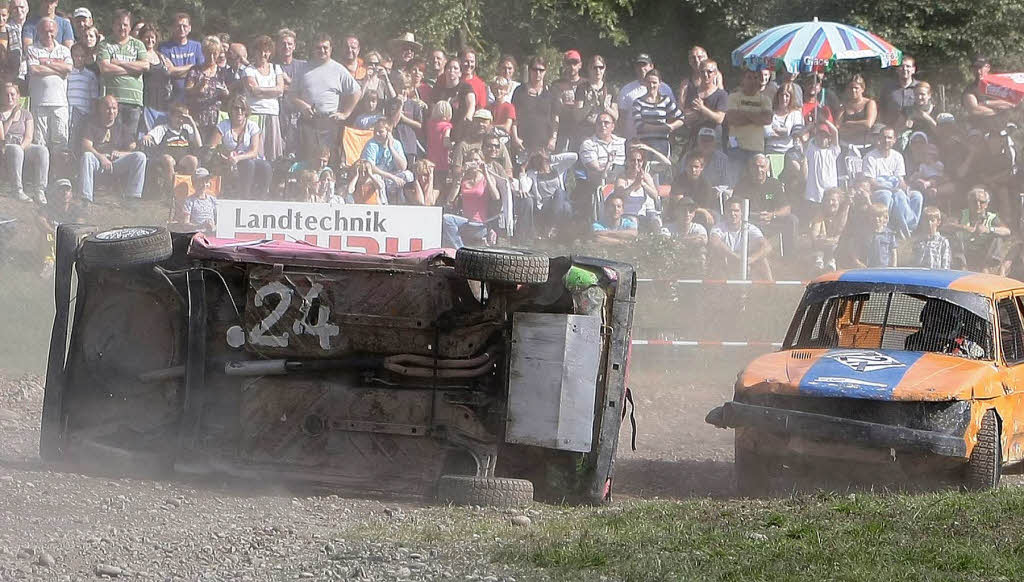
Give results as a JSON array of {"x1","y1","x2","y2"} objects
[{"x1": 786, "y1": 291, "x2": 994, "y2": 360}]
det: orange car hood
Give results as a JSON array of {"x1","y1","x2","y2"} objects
[{"x1": 738, "y1": 349, "x2": 1001, "y2": 401}]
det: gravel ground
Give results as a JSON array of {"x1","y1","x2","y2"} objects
[{"x1": 0, "y1": 373, "x2": 541, "y2": 582}]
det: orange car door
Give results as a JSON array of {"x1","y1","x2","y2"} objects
[{"x1": 996, "y1": 294, "x2": 1024, "y2": 462}]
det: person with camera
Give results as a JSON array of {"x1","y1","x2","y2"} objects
[
  {"x1": 345, "y1": 158, "x2": 386, "y2": 204},
  {"x1": 440, "y1": 149, "x2": 500, "y2": 248}
]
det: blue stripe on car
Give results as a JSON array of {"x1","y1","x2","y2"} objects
[
  {"x1": 799, "y1": 350, "x2": 925, "y2": 400},
  {"x1": 837, "y1": 269, "x2": 970, "y2": 288}
]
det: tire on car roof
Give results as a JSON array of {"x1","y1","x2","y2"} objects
[
  {"x1": 435, "y1": 475, "x2": 535, "y2": 506},
  {"x1": 454, "y1": 247, "x2": 549, "y2": 284},
  {"x1": 80, "y1": 226, "x2": 173, "y2": 269}
]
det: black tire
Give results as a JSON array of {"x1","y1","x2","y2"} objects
[
  {"x1": 965, "y1": 409, "x2": 1001, "y2": 490},
  {"x1": 435, "y1": 475, "x2": 534, "y2": 506},
  {"x1": 80, "y1": 226, "x2": 172, "y2": 269},
  {"x1": 454, "y1": 247, "x2": 549, "y2": 284}
]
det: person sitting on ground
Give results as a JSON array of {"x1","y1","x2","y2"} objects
[
  {"x1": 182, "y1": 167, "x2": 216, "y2": 233},
  {"x1": 910, "y1": 205, "x2": 951, "y2": 269},
  {"x1": 807, "y1": 186, "x2": 847, "y2": 272},
  {"x1": 709, "y1": 198, "x2": 772, "y2": 280},
  {"x1": 862, "y1": 125, "x2": 923, "y2": 238},
  {"x1": 207, "y1": 94, "x2": 271, "y2": 198},
  {"x1": 0, "y1": 81, "x2": 48, "y2": 202},
  {"x1": 734, "y1": 153, "x2": 797, "y2": 258},
  {"x1": 360, "y1": 117, "x2": 411, "y2": 203},
  {"x1": 591, "y1": 193, "x2": 637, "y2": 244},
  {"x1": 141, "y1": 102, "x2": 201, "y2": 194},
  {"x1": 78, "y1": 94, "x2": 147, "y2": 203},
  {"x1": 440, "y1": 149, "x2": 499, "y2": 248},
  {"x1": 946, "y1": 187, "x2": 1010, "y2": 273}
]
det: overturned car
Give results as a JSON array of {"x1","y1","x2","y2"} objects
[
  {"x1": 41, "y1": 225, "x2": 636, "y2": 505},
  {"x1": 708, "y1": 268, "x2": 1024, "y2": 494}
]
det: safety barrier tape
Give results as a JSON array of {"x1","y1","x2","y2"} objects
[
  {"x1": 635, "y1": 278, "x2": 808, "y2": 285},
  {"x1": 631, "y1": 340, "x2": 782, "y2": 347}
]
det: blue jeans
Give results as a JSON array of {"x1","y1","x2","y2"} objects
[
  {"x1": 442, "y1": 214, "x2": 488, "y2": 249},
  {"x1": 79, "y1": 151, "x2": 146, "y2": 200},
  {"x1": 5, "y1": 143, "x2": 48, "y2": 196},
  {"x1": 872, "y1": 188, "x2": 923, "y2": 235}
]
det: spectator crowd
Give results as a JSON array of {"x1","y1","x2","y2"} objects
[{"x1": 11, "y1": 3, "x2": 1024, "y2": 279}]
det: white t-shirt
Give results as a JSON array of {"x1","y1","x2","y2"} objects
[
  {"x1": 804, "y1": 141, "x2": 841, "y2": 203},
  {"x1": 26, "y1": 43, "x2": 72, "y2": 107},
  {"x1": 863, "y1": 148, "x2": 906, "y2": 179},
  {"x1": 243, "y1": 64, "x2": 283, "y2": 115},
  {"x1": 711, "y1": 221, "x2": 764, "y2": 253},
  {"x1": 578, "y1": 134, "x2": 626, "y2": 181},
  {"x1": 217, "y1": 119, "x2": 262, "y2": 156},
  {"x1": 764, "y1": 110, "x2": 803, "y2": 153}
]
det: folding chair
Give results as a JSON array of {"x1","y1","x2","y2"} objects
[{"x1": 340, "y1": 126, "x2": 375, "y2": 167}]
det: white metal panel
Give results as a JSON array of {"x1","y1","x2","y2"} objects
[{"x1": 506, "y1": 313, "x2": 601, "y2": 452}]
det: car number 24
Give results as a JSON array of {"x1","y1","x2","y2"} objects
[{"x1": 241, "y1": 281, "x2": 340, "y2": 350}]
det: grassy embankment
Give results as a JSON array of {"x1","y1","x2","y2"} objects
[{"x1": 369, "y1": 489, "x2": 1024, "y2": 581}]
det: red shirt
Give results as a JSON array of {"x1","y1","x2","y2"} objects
[
  {"x1": 464, "y1": 75, "x2": 488, "y2": 110},
  {"x1": 489, "y1": 101, "x2": 516, "y2": 127}
]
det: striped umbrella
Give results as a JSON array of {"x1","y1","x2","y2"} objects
[{"x1": 732, "y1": 18, "x2": 902, "y2": 73}]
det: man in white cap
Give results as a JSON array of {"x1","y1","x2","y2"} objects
[
  {"x1": 450, "y1": 108, "x2": 511, "y2": 178},
  {"x1": 71, "y1": 7, "x2": 93, "y2": 42}
]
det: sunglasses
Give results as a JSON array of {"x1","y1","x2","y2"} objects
[{"x1": 592, "y1": 65, "x2": 605, "y2": 70}]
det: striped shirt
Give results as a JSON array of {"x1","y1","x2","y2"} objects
[
  {"x1": 97, "y1": 37, "x2": 147, "y2": 106},
  {"x1": 632, "y1": 95, "x2": 683, "y2": 144},
  {"x1": 67, "y1": 67, "x2": 99, "y2": 111}
]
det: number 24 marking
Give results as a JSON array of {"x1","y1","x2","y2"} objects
[{"x1": 249, "y1": 282, "x2": 340, "y2": 349}]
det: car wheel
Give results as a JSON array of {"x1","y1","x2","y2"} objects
[
  {"x1": 454, "y1": 247, "x2": 549, "y2": 284},
  {"x1": 80, "y1": 226, "x2": 173, "y2": 269},
  {"x1": 965, "y1": 409, "x2": 1001, "y2": 490},
  {"x1": 435, "y1": 475, "x2": 534, "y2": 507}
]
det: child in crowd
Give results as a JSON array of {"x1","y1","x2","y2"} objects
[
  {"x1": 908, "y1": 143, "x2": 946, "y2": 206},
  {"x1": 425, "y1": 100, "x2": 453, "y2": 187},
  {"x1": 488, "y1": 77, "x2": 516, "y2": 134},
  {"x1": 862, "y1": 202, "x2": 898, "y2": 267},
  {"x1": 408, "y1": 158, "x2": 437, "y2": 205},
  {"x1": 352, "y1": 92, "x2": 383, "y2": 130},
  {"x1": 808, "y1": 187, "x2": 848, "y2": 272},
  {"x1": 182, "y1": 168, "x2": 217, "y2": 234},
  {"x1": 803, "y1": 120, "x2": 840, "y2": 219},
  {"x1": 68, "y1": 43, "x2": 100, "y2": 146},
  {"x1": 911, "y1": 206, "x2": 951, "y2": 269}
]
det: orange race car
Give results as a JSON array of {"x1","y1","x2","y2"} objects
[{"x1": 707, "y1": 268, "x2": 1024, "y2": 494}]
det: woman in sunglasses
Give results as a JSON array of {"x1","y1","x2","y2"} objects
[
  {"x1": 681, "y1": 58, "x2": 727, "y2": 147},
  {"x1": 574, "y1": 54, "x2": 616, "y2": 140},
  {"x1": 208, "y1": 94, "x2": 271, "y2": 198},
  {"x1": 511, "y1": 55, "x2": 557, "y2": 154}
]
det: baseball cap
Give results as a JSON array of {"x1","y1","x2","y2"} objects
[
  {"x1": 936, "y1": 113, "x2": 956, "y2": 125},
  {"x1": 634, "y1": 53, "x2": 653, "y2": 65},
  {"x1": 55, "y1": 178, "x2": 72, "y2": 188},
  {"x1": 697, "y1": 127, "x2": 716, "y2": 139},
  {"x1": 909, "y1": 131, "x2": 929, "y2": 143},
  {"x1": 973, "y1": 55, "x2": 990, "y2": 67},
  {"x1": 472, "y1": 109, "x2": 493, "y2": 121},
  {"x1": 564, "y1": 49, "x2": 582, "y2": 63},
  {"x1": 790, "y1": 124, "x2": 806, "y2": 136},
  {"x1": 72, "y1": 7, "x2": 91, "y2": 18},
  {"x1": 194, "y1": 167, "x2": 211, "y2": 178}
]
